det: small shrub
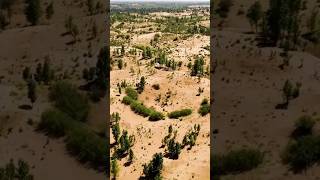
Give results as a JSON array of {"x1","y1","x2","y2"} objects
[
  {"x1": 152, "y1": 84, "x2": 160, "y2": 90},
  {"x1": 199, "y1": 98, "x2": 210, "y2": 116},
  {"x1": 292, "y1": 115, "x2": 315, "y2": 139},
  {"x1": 168, "y1": 109, "x2": 192, "y2": 119}
]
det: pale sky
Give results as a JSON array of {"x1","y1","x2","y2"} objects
[{"x1": 111, "y1": 0, "x2": 209, "y2": 2}]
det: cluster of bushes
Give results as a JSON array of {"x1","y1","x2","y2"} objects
[
  {"x1": 161, "y1": 125, "x2": 181, "y2": 159},
  {"x1": 182, "y1": 124, "x2": 200, "y2": 149},
  {"x1": 155, "y1": 16, "x2": 204, "y2": 35},
  {"x1": 212, "y1": 149, "x2": 264, "y2": 178},
  {"x1": 141, "y1": 46, "x2": 153, "y2": 59},
  {"x1": 49, "y1": 81, "x2": 89, "y2": 122},
  {"x1": 168, "y1": 108, "x2": 192, "y2": 119},
  {"x1": 122, "y1": 88, "x2": 164, "y2": 121},
  {"x1": 187, "y1": 24, "x2": 210, "y2": 36},
  {"x1": 198, "y1": 98, "x2": 210, "y2": 116},
  {"x1": 190, "y1": 56, "x2": 205, "y2": 76},
  {"x1": 141, "y1": 153, "x2": 163, "y2": 179},
  {"x1": 23, "y1": 57, "x2": 54, "y2": 84},
  {"x1": 110, "y1": 112, "x2": 135, "y2": 168},
  {"x1": 152, "y1": 51, "x2": 181, "y2": 70},
  {"x1": 282, "y1": 115, "x2": 320, "y2": 172},
  {"x1": 0, "y1": 159, "x2": 34, "y2": 180}
]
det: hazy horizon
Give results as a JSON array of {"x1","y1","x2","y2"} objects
[{"x1": 111, "y1": 0, "x2": 209, "y2": 3}]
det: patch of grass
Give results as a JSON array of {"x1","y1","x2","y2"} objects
[{"x1": 168, "y1": 109, "x2": 192, "y2": 119}]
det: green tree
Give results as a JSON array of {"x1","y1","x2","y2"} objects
[
  {"x1": 283, "y1": 80, "x2": 293, "y2": 104},
  {"x1": 111, "y1": 159, "x2": 120, "y2": 180},
  {"x1": 25, "y1": 0, "x2": 42, "y2": 25},
  {"x1": 42, "y1": 56, "x2": 51, "y2": 84},
  {"x1": 137, "y1": 76, "x2": 146, "y2": 93},
  {"x1": 246, "y1": 1, "x2": 262, "y2": 33},
  {"x1": 45, "y1": 2, "x2": 54, "y2": 20},
  {"x1": 142, "y1": 153, "x2": 163, "y2": 179},
  {"x1": 112, "y1": 122, "x2": 120, "y2": 144},
  {"x1": 27, "y1": 79, "x2": 37, "y2": 107},
  {"x1": 22, "y1": 67, "x2": 31, "y2": 81}
]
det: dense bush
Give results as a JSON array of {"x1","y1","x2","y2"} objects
[
  {"x1": 149, "y1": 111, "x2": 164, "y2": 121},
  {"x1": 122, "y1": 96, "x2": 135, "y2": 105},
  {"x1": 292, "y1": 115, "x2": 315, "y2": 139},
  {"x1": 198, "y1": 98, "x2": 210, "y2": 116},
  {"x1": 168, "y1": 109, "x2": 192, "y2": 119},
  {"x1": 125, "y1": 87, "x2": 138, "y2": 100},
  {"x1": 213, "y1": 149, "x2": 264, "y2": 176},
  {"x1": 66, "y1": 127, "x2": 107, "y2": 168},
  {"x1": 142, "y1": 153, "x2": 163, "y2": 179},
  {"x1": 50, "y1": 81, "x2": 89, "y2": 122},
  {"x1": 130, "y1": 101, "x2": 151, "y2": 117},
  {"x1": 152, "y1": 84, "x2": 160, "y2": 90},
  {"x1": 282, "y1": 135, "x2": 320, "y2": 172},
  {"x1": 38, "y1": 109, "x2": 74, "y2": 137}
]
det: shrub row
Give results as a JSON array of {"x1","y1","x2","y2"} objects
[
  {"x1": 122, "y1": 92, "x2": 164, "y2": 121},
  {"x1": 168, "y1": 109, "x2": 192, "y2": 119}
]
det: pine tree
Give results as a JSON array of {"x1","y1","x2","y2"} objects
[
  {"x1": 246, "y1": 1, "x2": 262, "y2": 33},
  {"x1": 111, "y1": 159, "x2": 120, "y2": 180}
]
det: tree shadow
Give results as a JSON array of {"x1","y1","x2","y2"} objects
[{"x1": 18, "y1": 104, "x2": 32, "y2": 110}]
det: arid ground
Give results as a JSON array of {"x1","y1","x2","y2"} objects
[{"x1": 110, "y1": 2, "x2": 210, "y2": 179}]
